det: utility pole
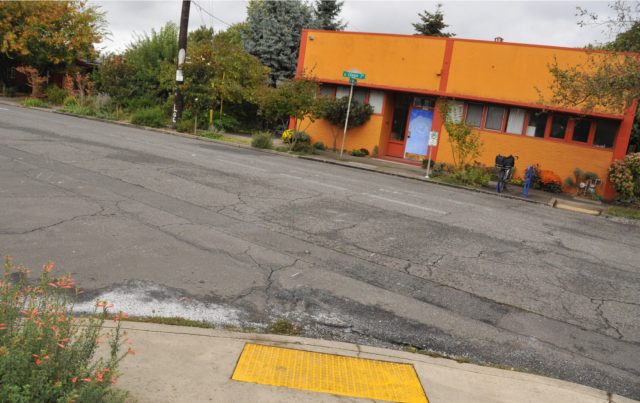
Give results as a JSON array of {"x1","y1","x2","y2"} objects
[{"x1": 172, "y1": 0, "x2": 191, "y2": 128}]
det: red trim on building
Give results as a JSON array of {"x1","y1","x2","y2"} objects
[
  {"x1": 604, "y1": 100, "x2": 637, "y2": 199},
  {"x1": 295, "y1": 30, "x2": 309, "y2": 78}
]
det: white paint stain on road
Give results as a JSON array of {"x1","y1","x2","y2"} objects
[{"x1": 362, "y1": 193, "x2": 448, "y2": 215}]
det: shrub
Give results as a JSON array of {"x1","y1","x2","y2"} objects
[
  {"x1": 176, "y1": 118, "x2": 195, "y2": 133},
  {"x1": 63, "y1": 104, "x2": 95, "y2": 116},
  {"x1": 444, "y1": 165, "x2": 490, "y2": 187},
  {"x1": 350, "y1": 149, "x2": 367, "y2": 157},
  {"x1": 0, "y1": 259, "x2": 130, "y2": 402},
  {"x1": 251, "y1": 131, "x2": 273, "y2": 149},
  {"x1": 372, "y1": 145, "x2": 379, "y2": 157},
  {"x1": 313, "y1": 141, "x2": 326, "y2": 151},
  {"x1": 281, "y1": 129, "x2": 294, "y2": 144},
  {"x1": 608, "y1": 153, "x2": 640, "y2": 201},
  {"x1": 130, "y1": 107, "x2": 166, "y2": 128},
  {"x1": 4, "y1": 87, "x2": 17, "y2": 97},
  {"x1": 290, "y1": 131, "x2": 311, "y2": 152},
  {"x1": 213, "y1": 114, "x2": 239, "y2": 132},
  {"x1": 63, "y1": 96, "x2": 77, "y2": 107},
  {"x1": 539, "y1": 169, "x2": 563, "y2": 193},
  {"x1": 275, "y1": 145, "x2": 289, "y2": 152},
  {"x1": 22, "y1": 98, "x2": 47, "y2": 108},
  {"x1": 45, "y1": 86, "x2": 67, "y2": 105}
]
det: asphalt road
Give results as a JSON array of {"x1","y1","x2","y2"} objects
[{"x1": 1, "y1": 105, "x2": 639, "y2": 399}]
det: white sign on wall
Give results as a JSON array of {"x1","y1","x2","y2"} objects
[{"x1": 429, "y1": 131, "x2": 439, "y2": 146}]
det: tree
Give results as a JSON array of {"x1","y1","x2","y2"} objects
[
  {"x1": 412, "y1": 3, "x2": 454, "y2": 37},
  {"x1": 256, "y1": 76, "x2": 322, "y2": 134},
  {"x1": 242, "y1": 0, "x2": 316, "y2": 86},
  {"x1": 0, "y1": 1, "x2": 106, "y2": 77},
  {"x1": 94, "y1": 54, "x2": 136, "y2": 109},
  {"x1": 546, "y1": 1, "x2": 640, "y2": 151},
  {"x1": 121, "y1": 22, "x2": 178, "y2": 106},
  {"x1": 439, "y1": 100, "x2": 482, "y2": 170},
  {"x1": 322, "y1": 96, "x2": 374, "y2": 151},
  {"x1": 314, "y1": 0, "x2": 346, "y2": 31},
  {"x1": 181, "y1": 26, "x2": 270, "y2": 126}
]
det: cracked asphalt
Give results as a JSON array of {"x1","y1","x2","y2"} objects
[{"x1": 1, "y1": 105, "x2": 639, "y2": 399}]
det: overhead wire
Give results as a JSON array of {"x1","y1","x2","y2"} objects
[{"x1": 191, "y1": 0, "x2": 232, "y2": 27}]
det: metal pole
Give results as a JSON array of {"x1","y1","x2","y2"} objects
[
  {"x1": 339, "y1": 82, "x2": 355, "y2": 159},
  {"x1": 425, "y1": 145, "x2": 433, "y2": 179},
  {"x1": 171, "y1": 0, "x2": 191, "y2": 128}
]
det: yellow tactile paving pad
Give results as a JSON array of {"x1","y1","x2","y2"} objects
[{"x1": 231, "y1": 343, "x2": 429, "y2": 403}]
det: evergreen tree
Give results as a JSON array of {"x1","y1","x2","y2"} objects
[
  {"x1": 412, "y1": 3, "x2": 454, "y2": 37},
  {"x1": 242, "y1": 0, "x2": 316, "y2": 86},
  {"x1": 314, "y1": 0, "x2": 346, "y2": 31}
]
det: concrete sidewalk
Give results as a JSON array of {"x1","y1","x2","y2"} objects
[{"x1": 106, "y1": 321, "x2": 635, "y2": 403}]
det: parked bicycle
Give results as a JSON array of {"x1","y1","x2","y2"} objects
[{"x1": 495, "y1": 154, "x2": 517, "y2": 193}]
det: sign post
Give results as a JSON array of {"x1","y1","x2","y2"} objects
[
  {"x1": 340, "y1": 70, "x2": 366, "y2": 159},
  {"x1": 425, "y1": 131, "x2": 438, "y2": 179}
]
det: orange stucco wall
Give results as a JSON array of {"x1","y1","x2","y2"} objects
[
  {"x1": 302, "y1": 115, "x2": 384, "y2": 154},
  {"x1": 300, "y1": 31, "x2": 446, "y2": 92},
  {"x1": 446, "y1": 40, "x2": 616, "y2": 113},
  {"x1": 436, "y1": 127, "x2": 615, "y2": 185}
]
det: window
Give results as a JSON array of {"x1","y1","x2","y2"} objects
[
  {"x1": 485, "y1": 106, "x2": 506, "y2": 131},
  {"x1": 506, "y1": 108, "x2": 526, "y2": 134},
  {"x1": 413, "y1": 97, "x2": 435, "y2": 110},
  {"x1": 465, "y1": 103, "x2": 483, "y2": 127},
  {"x1": 572, "y1": 118, "x2": 591, "y2": 143},
  {"x1": 353, "y1": 88, "x2": 366, "y2": 104},
  {"x1": 550, "y1": 114, "x2": 569, "y2": 139},
  {"x1": 594, "y1": 119, "x2": 619, "y2": 148},
  {"x1": 336, "y1": 86, "x2": 350, "y2": 99},
  {"x1": 447, "y1": 101, "x2": 464, "y2": 123},
  {"x1": 368, "y1": 90, "x2": 384, "y2": 114},
  {"x1": 319, "y1": 85, "x2": 335, "y2": 98},
  {"x1": 526, "y1": 111, "x2": 547, "y2": 138}
]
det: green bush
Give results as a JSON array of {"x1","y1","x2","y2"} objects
[
  {"x1": 275, "y1": 145, "x2": 289, "y2": 152},
  {"x1": 213, "y1": 114, "x2": 240, "y2": 132},
  {"x1": 442, "y1": 165, "x2": 490, "y2": 187},
  {"x1": 0, "y1": 259, "x2": 130, "y2": 402},
  {"x1": 3, "y1": 87, "x2": 17, "y2": 97},
  {"x1": 44, "y1": 86, "x2": 67, "y2": 105},
  {"x1": 251, "y1": 132, "x2": 273, "y2": 149},
  {"x1": 176, "y1": 118, "x2": 195, "y2": 133},
  {"x1": 22, "y1": 98, "x2": 47, "y2": 108},
  {"x1": 62, "y1": 103, "x2": 95, "y2": 116},
  {"x1": 130, "y1": 107, "x2": 166, "y2": 128},
  {"x1": 63, "y1": 96, "x2": 77, "y2": 107},
  {"x1": 350, "y1": 149, "x2": 367, "y2": 157},
  {"x1": 609, "y1": 153, "x2": 640, "y2": 201},
  {"x1": 313, "y1": 141, "x2": 326, "y2": 151}
]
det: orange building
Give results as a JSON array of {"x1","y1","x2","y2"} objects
[{"x1": 294, "y1": 30, "x2": 637, "y2": 198}]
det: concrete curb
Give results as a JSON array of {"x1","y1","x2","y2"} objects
[
  {"x1": 299, "y1": 155, "x2": 551, "y2": 206},
  {"x1": 102, "y1": 321, "x2": 637, "y2": 403}
]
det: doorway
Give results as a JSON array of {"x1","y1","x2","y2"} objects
[
  {"x1": 386, "y1": 93, "x2": 412, "y2": 158},
  {"x1": 385, "y1": 94, "x2": 435, "y2": 159}
]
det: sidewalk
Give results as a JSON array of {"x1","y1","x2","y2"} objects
[{"x1": 106, "y1": 321, "x2": 635, "y2": 403}]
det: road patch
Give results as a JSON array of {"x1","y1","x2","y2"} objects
[{"x1": 232, "y1": 342, "x2": 428, "y2": 402}]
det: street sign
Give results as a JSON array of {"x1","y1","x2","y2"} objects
[
  {"x1": 349, "y1": 77, "x2": 357, "y2": 85},
  {"x1": 343, "y1": 71, "x2": 366, "y2": 80},
  {"x1": 429, "y1": 131, "x2": 439, "y2": 146}
]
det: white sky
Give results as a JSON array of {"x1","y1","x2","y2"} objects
[{"x1": 91, "y1": 0, "x2": 619, "y2": 54}]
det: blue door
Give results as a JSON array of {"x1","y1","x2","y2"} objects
[{"x1": 403, "y1": 108, "x2": 433, "y2": 157}]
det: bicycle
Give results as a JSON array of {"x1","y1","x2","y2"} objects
[{"x1": 495, "y1": 154, "x2": 517, "y2": 193}]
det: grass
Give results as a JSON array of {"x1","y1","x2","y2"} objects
[
  {"x1": 268, "y1": 319, "x2": 301, "y2": 335},
  {"x1": 22, "y1": 97, "x2": 48, "y2": 108},
  {"x1": 605, "y1": 205, "x2": 640, "y2": 220},
  {"x1": 122, "y1": 315, "x2": 215, "y2": 329},
  {"x1": 219, "y1": 135, "x2": 251, "y2": 145}
]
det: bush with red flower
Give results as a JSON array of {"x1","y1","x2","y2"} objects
[
  {"x1": 0, "y1": 258, "x2": 132, "y2": 402},
  {"x1": 538, "y1": 169, "x2": 563, "y2": 193}
]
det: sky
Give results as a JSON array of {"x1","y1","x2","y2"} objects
[{"x1": 91, "y1": 0, "x2": 619, "y2": 54}]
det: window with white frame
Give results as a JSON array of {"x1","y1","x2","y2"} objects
[
  {"x1": 505, "y1": 108, "x2": 525, "y2": 134},
  {"x1": 368, "y1": 90, "x2": 384, "y2": 114}
]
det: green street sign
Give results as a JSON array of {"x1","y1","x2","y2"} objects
[
  {"x1": 349, "y1": 77, "x2": 357, "y2": 85},
  {"x1": 343, "y1": 71, "x2": 365, "y2": 80}
]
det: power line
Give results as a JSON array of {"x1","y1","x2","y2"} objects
[{"x1": 191, "y1": 0, "x2": 231, "y2": 27}]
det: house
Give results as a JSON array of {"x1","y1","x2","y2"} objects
[{"x1": 294, "y1": 30, "x2": 638, "y2": 198}]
